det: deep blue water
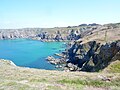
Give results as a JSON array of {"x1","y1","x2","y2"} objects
[{"x1": 0, "y1": 39, "x2": 65, "y2": 70}]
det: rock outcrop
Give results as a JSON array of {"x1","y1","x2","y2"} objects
[
  {"x1": 48, "y1": 23, "x2": 120, "y2": 72},
  {"x1": 0, "y1": 28, "x2": 82, "y2": 41},
  {"x1": 0, "y1": 28, "x2": 41, "y2": 39},
  {"x1": 66, "y1": 40, "x2": 120, "y2": 72},
  {"x1": 46, "y1": 56, "x2": 66, "y2": 65}
]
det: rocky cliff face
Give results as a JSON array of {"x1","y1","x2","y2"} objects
[
  {"x1": 0, "y1": 24, "x2": 102, "y2": 41},
  {"x1": 43, "y1": 23, "x2": 120, "y2": 72},
  {"x1": 0, "y1": 28, "x2": 41, "y2": 39},
  {"x1": 66, "y1": 40, "x2": 120, "y2": 72},
  {"x1": 64, "y1": 23, "x2": 120, "y2": 72},
  {"x1": 0, "y1": 28, "x2": 82, "y2": 41}
]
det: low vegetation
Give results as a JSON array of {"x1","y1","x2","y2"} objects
[
  {"x1": 58, "y1": 78, "x2": 120, "y2": 87},
  {"x1": 0, "y1": 60, "x2": 120, "y2": 90},
  {"x1": 103, "y1": 60, "x2": 120, "y2": 73}
]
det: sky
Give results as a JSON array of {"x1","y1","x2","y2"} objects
[{"x1": 0, "y1": 0, "x2": 120, "y2": 29}]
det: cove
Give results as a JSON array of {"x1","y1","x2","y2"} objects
[{"x1": 0, "y1": 39, "x2": 65, "y2": 70}]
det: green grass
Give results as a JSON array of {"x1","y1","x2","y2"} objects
[
  {"x1": 109, "y1": 62, "x2": 120, "y2": 73},
  {"x1": 47, "y1": 85, "x2": 62, "y2": 90},
  {"x1": 17, "y1": 84, "x2": 31, "y2": 90},
  {"x1": 29, "y1": 78, "x2": 47, "y2": 82},
  {"x1": 58, "y1": 78, "x2": 120, "y2": 88},
  {"x1": 0, "y1": 81, "x2": 33, "y2": 90},
  {"x1": 3, "y1": 82, "x2": 17, "y2": 86},
  {"x1": 106, "y1": 61, "x2": 120, "y2": 73},
  {"x1": 0, "y1": 59, "x2": 120, "y2": 90}
]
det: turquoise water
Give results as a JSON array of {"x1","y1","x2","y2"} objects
[{"x1": 0, "y1": 39, "x2": 65, "y2": 70}]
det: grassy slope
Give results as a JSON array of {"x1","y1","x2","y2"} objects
[
  {"x1": 0, "y1": 60, "x2": 120, "y2": 90},
  {"x1": 103, "y1": 60, "x2": 120, "y2": 73},
  {"x1": 77, "y1": 27, "x2": 120, "y2": 44}
]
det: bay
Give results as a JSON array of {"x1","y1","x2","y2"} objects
[{"x1": 0, "y1": 39, "x2": 65, "y2": 70}]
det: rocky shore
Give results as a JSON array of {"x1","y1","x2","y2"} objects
[
  {"x1": 66, "y1": 40, "x2": 120, "y2": 71},
  {"x1": 46, "y1": 40, "x2": 120, "y2": 72},
  {"x1": 46, "y1": 23, "x2": 120, "y2": 72}
]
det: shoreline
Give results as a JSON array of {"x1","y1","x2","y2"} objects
[{"x1": 0, "y1": 39, "x2": 67, "y2": 70}]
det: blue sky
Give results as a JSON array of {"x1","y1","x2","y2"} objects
[{"x1": 0, "y1": 0, "x2": 120, "y2": 29}]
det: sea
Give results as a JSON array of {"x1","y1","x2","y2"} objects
[{"x1": 0, "y1": 39, "x2": 65, "y2": 70}]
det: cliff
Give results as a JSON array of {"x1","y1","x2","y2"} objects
[
  {"x1": 65, "y1": 23, "x2": 120, "y2": 72},
  {"x1": 66, "y1": 40, "x2": 120, "y2": 72},
  {"x1": 0, "y1": 24, "x2": 101, "y2": 41}
]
